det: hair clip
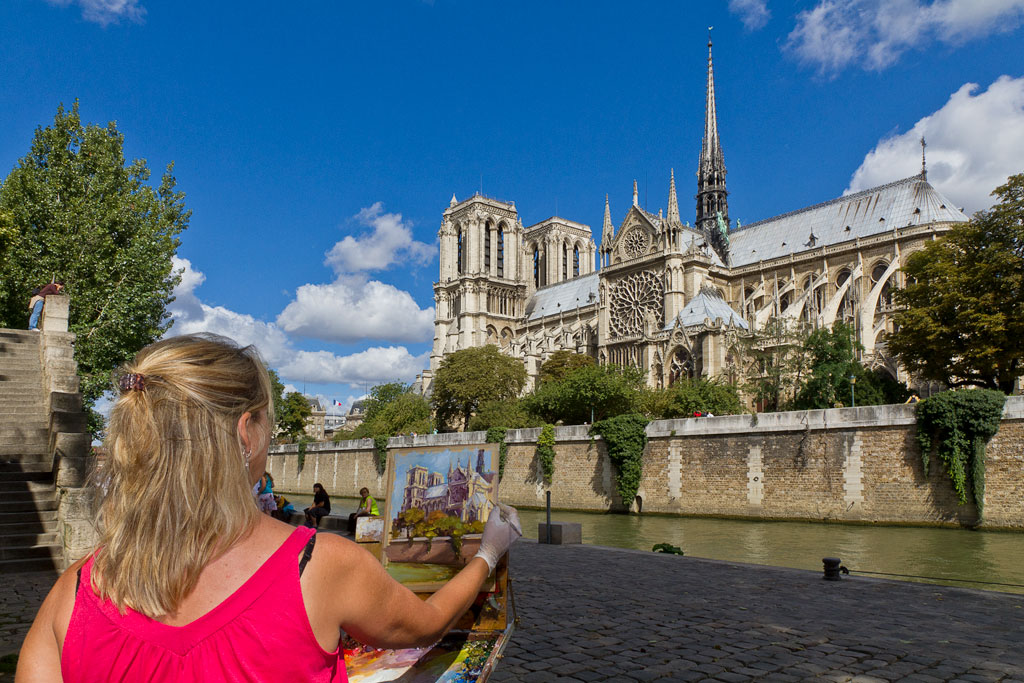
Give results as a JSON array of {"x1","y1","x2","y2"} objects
[{"x1": 118, "y1": 373, "x2": 146, "y2": 393}]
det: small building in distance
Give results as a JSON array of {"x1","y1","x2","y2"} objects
[{"x1": 304, "y1": 396, "x2": 326, "y2": 441}]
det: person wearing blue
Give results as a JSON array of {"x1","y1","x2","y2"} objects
[{"x1": 28, "y1": 281, "x2": 64, "y2": 330}]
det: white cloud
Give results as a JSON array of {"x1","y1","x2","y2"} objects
[
  {"x1": 325, "y1": 202, "x2": 434, "y2": 274},
  {"x1": 45, "y1": 0, "x2": 145, "y2": 25},
  {"x1": 729, "y1": 0, "x2": 771, "y2": 30},
  {"x1": 786, "y1": 0, "x2": 1024, "y2": 74},
  {"x1": 846, "y1": 75, "x2": 1024, "y2": 214},
  {"x1": 167, "y1": 257, "x2": 429, "y2": 387},
  {"x1": 276, "y1": 276, "x2": 434, "y2": 343}
]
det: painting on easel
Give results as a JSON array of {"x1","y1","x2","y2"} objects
[
  {"x1": 344, "y1": 443, "x2": 514, "y2": 683},
  {"x1": 385, "y1": 445, "x2": 499, "y2": 568}
]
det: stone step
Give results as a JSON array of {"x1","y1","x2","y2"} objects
[
  {"x1": 0, "y1": 489, "x2": 57, "y2": 505},
  {"x1": 0, "y1": 543, "x2": 62, "y2": 562},
  {"x1": 0, "y1": 479, "x2": 55, "y2": 494},
  {"x1": 0, "y1": 443, "x2": 50, "y2": 457},
  {"x1": 0, "y1": 461, "x2": 53, "y2": 474},
  {"x1": 0, "y1": 373, "x2": 43, "y2": 383},
  {"x1": 0, "y1": 353, "x2": 42, "y2": 364},
  {"x1": 0, "y1": 470, "x2": 53, "y2": 484},
  {"x1": 0, "y1": 555, "x2": 61, "y2": 573},
  {"x1": 0, "y1": 531, "x2": 58, "y2": 547},
  {"x1": 0, "y1": 519, "x2": 57, "y2": 537},
  {"x1": 0, "y1": 498, "x2": 57, "y2": 513},
  {"x1": 0, "y1": 510, "x2": 58, "y2": 525},
  {"x1": 0, "y1": 399, "x2": 46, "y2": 410},
  {"x1": 0, "y1": 428, "x2": 49, "y2": 442}
]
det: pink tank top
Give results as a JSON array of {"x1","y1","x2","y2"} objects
[{"x1": 61, "y1": 526, "x2": 347, "y2": 682}]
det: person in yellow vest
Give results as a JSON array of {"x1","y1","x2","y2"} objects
[{"x1": 348, "y1": 487, "x2": 379, "y2": 535}]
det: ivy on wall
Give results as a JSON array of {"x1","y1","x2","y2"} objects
[
  {"x1": 591, "y1": 413, "x2": 649, "y2": 511},
  {"x1": 297, "y1": 437, "x2": 310, "y2": 473},
  {"x1": 485, "y1": 427, "x2": 509, "y2": 479},
  {"x1": 373, "y1": 434, "x2": 389, "y2": 475},
  {"x1": 915, "y1": 389, "x2": 1005, "y2": 514},
  {"x1": 536, "y1": 424, "x2": 556, "y2": 485}
]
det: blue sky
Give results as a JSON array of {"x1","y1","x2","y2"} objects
[{"x1": 2, "y1": 0, "x2": 1023, "y2": 412}]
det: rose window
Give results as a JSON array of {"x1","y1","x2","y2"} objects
[
  {"x1": 609, "y1": 270, "x2": 663, "y2": 337},
  {"x1": 622, "y1": 228, "x2": 648, "y2": 259}
]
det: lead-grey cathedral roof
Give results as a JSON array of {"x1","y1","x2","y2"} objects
[
  {"x1": 728, "y1": 176, "x2": 968, "y2": 267},
  {"x1": 665, "y1": 289, "x2": 749, "y2": 331},
  {"x1": 525, "y1": 272, "x2": 600, "y2": 321}
]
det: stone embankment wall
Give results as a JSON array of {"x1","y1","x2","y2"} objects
[{"x1": 267, "y1": 397, "x2": 1024, "y2": 529}]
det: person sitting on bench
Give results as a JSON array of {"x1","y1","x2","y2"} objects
[
  {"x1": 348, "y1": 487, "x2": 379, "y2": 535},
  {"x1": 304, "y1": 483, "x2": 331, "y2": 528}
]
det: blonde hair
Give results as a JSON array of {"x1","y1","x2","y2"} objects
[{"x1": 93, "y1": 333, "x2": 273, "y2": 618}]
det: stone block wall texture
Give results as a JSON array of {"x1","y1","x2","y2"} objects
[{"x1": 267, "y1": 398, "x2": 1024, "y2": 529}]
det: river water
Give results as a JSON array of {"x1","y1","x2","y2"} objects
[{"x1": 282, "y1": 493, "x2": 1024, "y2": 594}]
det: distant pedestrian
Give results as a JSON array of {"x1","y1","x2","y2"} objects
[
  {"x1": 304, "y1": 482, "x2": 331, "y2": 528},
  {"x1": 348, "y1": 487, "x2": 379, "y2": 534},
  {"x1": 27, "y1": 281, "x2": 64, "y2": 330}
]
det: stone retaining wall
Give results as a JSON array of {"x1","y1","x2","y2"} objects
[{"x1": 268, "y1": 397, "x2": 1024, "y2": 529}]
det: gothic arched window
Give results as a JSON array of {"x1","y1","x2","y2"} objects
[
  {"x1": 457, "y1": 230, "x2": 464, "y2": 275},
  {"x1": 497, "y1": 227, "x2": 504, "y2": 278},
  {"x1": 533, "y1": 247, "x2": 540, "y2": 288},
  {"x1": 562, "y1": 243, "x2": 568, "y2": 281},
  {"x1": 669, "y1": 347, "x2": 694, "y2": 385},
  {"x1": 484, "y1": 224, "x2": 491, "y2": 272},
  {"x1": 872, "y1": 261, "x2": 895, "y2": 309},
  {"x1": 574, "y1": 245, "x2": 580, "y2": 277}
]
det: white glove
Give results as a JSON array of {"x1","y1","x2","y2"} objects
[{"x1": 474, "y1": 503, "x2": 522, "y2": 573}]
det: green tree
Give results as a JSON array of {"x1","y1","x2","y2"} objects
[
  {"x1": 362, "y1": 382, "x2": 408, "y2": 424},
  {"x1": 523, "y1": 364, "x2": 644, "y2": 425},
  {"x1": 790, "y1": 322, "x2": 901, "y2": 409},
  {"x1": 432, "y1": 345, "x2": 528, "y2": 430},
  {"x1": 467, "y1": 398, "x2": 541, "y2": 432},
  {"x1": 278, "y1": 391, "x2": 312, "y2": 441},
  {"x1": 0, "y1": 102, "x2": 188, "y2": 435},
  {"x1": 537, "y1": 350, "x2": 595, "y2": 385},
  {"x1": 738, "y1": 317, "x2": 809, "y2": 411},
  {"x1": 268, "y1": 369, "x2": 286, "y2": 433},
  {"x1": 643, "y1": 378, "x2": 744, "y2": 419},
  {"x1": 888, "y1": 174, "x2": 1024, "y2": 393}
]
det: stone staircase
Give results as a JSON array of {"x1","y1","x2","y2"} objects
[{"x1": 0, "y1": 330, "x2": 62, "y2": 572}]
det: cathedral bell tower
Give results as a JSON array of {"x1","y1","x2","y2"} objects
[{"x1": 695, "y1": 35, "x2": 730, "y2": 263}]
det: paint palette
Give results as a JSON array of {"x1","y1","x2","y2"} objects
[{"x1": 345, "y1": 443, "x2": 515, "y2": 683}]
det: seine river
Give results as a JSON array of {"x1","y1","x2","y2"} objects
[{"x1": 284, "y1": 493, "x2": 1024, "y2": 594}]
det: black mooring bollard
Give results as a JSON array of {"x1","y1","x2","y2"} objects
[
  {"x1": 545, "y1": 491, "x2": 552, "y2": 544},
  {"x1": 823, "y1": 557, "x2": 842, "y2": 581}
]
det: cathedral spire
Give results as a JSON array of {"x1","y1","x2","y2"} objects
[
  {"x1": 696, "y1": 31, "x2": 729, "y2": 260},
  {"x1": 667, "y1": 168, "x2": 680, "y2": 224},
  {"x1": 632, "y1": 179, "x2": 639, "y2": 207},
  {"x1": 602, "y1": 194, "x2": 614, "y2": 244}
]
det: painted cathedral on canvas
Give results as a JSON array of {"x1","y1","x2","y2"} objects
[{"x1": 417, "y1": 38, "x2": 968, "y2": 395}]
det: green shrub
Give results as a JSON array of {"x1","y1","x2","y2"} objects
[
  {"x1": 485, "y1": 426, "x2": 509, "y2": 479},
  {"x1": 652, "y1": 543, "x2": 685, "y2": 555},
  {"x1": 591, "y1": 413, "x2": 649, "y2": 510},
  {"x1": 915, "y1": 389, "x2": 1005, "y2": 514},
  {"x1": 536, "y1": 424, "x2": 556, "y2": 485},
  {"x1": 373, "y1": 434, "x2": 389, "y2": 475}
]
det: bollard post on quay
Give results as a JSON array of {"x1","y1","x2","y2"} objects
[
  {"x1": 546, "y1": 491, "x2": 552, "y2": 545},
  {"x1": 823, "y1": 557, "x2": 843, "y2": 580}
]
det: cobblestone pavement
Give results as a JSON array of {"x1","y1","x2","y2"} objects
[
  {"x1": 492, "y1": 541, "x2": 1024, "y2": 682},
  {"x1": 2, "y1": 544, "x2": 1024, "y2": 682},
  {"x1": 0, "y1": 569, "x2": 57, "y2": 657}
]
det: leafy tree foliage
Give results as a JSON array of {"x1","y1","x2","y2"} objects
[
  {"x1": 267, "y1": 369, "x2": 286, "y2": 433},
  {"x1": 0, "y1": 103, "x2": 188, "y2": 434},
  {"x1": 737, "y1": 317, "x2": 809, "y2": 411},
  {"x1": 889, "y1": 174, "x2": 1024, "y2": 393},
  {"x1": 790, "y1": 322, "x2": 901, "y2": 409},
  {"x1": 915, "y1": 389, "x2": 1006, "y2": 514},
  {"x1": 362, "y1": 382, "x2": 408, "y2": 424},
  {"x1": 356, "y1": 391, "x2": 432, "y2": 438},
  {"x1": 278, "y1": 391, "x2": 312, "y2": 441},
  {"x1": 536, "y1": 424, "x2": 556, "y2": 485},
  {"x1": 643, "y1": 378, "x2": 743, "y2": 419},
  {"x1": 537, "y1": 350, "x2": 595, "y2": 385},
  {"x1": 523, "y1": 364, "x2": 644, "y2": 425},
  {"x1": 590, "y1": 413, "x2": 649, "y2": 511},
  {"x1": 467, "y1": 398, "x2": 541, "y2": 432},
  {"x1": 431, "y1": 345, "x2": 527, "y2": 430}
]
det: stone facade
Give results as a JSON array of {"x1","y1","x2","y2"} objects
[
  {"x1": 417, "y1": 41, "x2": 967, "y2": 394},
  {"x1": 267, "y1": 397, "x2": 1024, "y2": 529}
]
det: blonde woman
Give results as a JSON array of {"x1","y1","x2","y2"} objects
[{"x1": 17, "y1": 334, "x2": 521, "y2": 682}]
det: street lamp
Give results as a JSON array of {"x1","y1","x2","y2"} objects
[{"x1": 849, "y1": 375, "x2": 857, "y2": 408}]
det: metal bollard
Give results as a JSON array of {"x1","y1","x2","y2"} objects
[
  {"x1": 545, "y1": 491, "x2": 552, "y2": 544},
  {"x1": 823, "y1": 557, "x2": 843, "y2": 580}
]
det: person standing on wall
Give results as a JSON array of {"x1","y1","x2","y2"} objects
[
  {"x1": 348, "y1": 487, "x2": 379, "y2": 535},
  {"x1": 28, "y1": 281, "x2": 64, "y2": 331}
]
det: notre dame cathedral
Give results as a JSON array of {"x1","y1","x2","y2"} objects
[{"x1": 418, "y1": 40, "x2": 968, "y2": 395}]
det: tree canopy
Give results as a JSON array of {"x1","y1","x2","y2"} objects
[
  {"x1": 431, "y1": 345, "x2": 527, "y2": 430},
  {"x1": 643, "y1": 378, "x2": 744, "y2": 419},
  {"x1": 0, "y1": 102, "x2": 188, "y2": 433},
  {"x1": 278, "y1": 392, "x2": 312, "y2": 441},
  {"x1": 523, "y1": 364, "x2": 645, "y2": 425},
  {"x1": 888, "y1": 173, "x2": 1024, "y2": 393},
  {"x1": 537, "y1": 350, "x2": 595, "y2": 385}
]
